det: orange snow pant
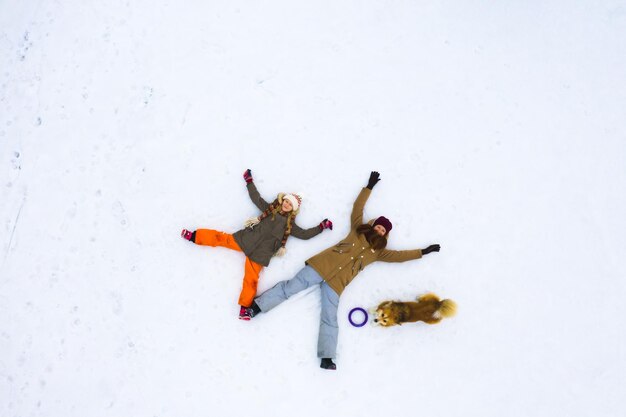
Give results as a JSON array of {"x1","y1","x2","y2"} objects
[{"x1": 194, "y1": 229, "x2": 263, "y2": 307}]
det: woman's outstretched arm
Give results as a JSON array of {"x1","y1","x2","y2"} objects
[
  {"x1": 377, "y1": 244, "x2": 440, "y2": 263},
  {"x1": 351, "y1": 171, "x2": 380, "y2": 229}
]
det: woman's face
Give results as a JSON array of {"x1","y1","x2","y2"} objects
[
  {"x1": 373, "y1": 224, "x2": 387, "y2": 236},
  {"x1": 281, "y1": 198, "x2": 293, "y2": 213}
]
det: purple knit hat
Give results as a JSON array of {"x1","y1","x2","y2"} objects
[{"x1": 373, "y1": 216, "x2": 392, "y2": 234}]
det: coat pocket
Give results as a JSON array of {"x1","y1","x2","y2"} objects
[
  {"x1": 332, "y1": 241, "x2": 353, "y2": 254},
  {"x1": 351, "y1": 258, "x2": 363, "y2": 274}
]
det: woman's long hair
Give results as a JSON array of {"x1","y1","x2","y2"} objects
[{"x1": 356, "y1": 224, "x2": 388, "y2": 250}]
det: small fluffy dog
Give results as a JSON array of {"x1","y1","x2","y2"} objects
[{"x1": 374, "y1": 293, "x2": 457, "y2": 327}]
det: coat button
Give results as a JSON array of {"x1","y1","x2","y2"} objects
[
  {"x1": 361, "y1": 255, "x2": 364, "y2": 258},
  {"x1": 339, "y1": 267, "x2": 342, "y2": 270},
  {"x1": 352, "y1": 243, "x2": 355, "y2": 246},
  {"x1": 351, "y1": 257, "x2": 354, "y2": 259}
]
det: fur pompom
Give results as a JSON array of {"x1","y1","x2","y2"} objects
[
  {"x1": 244, "y1": 216, "x2": 260, "y2": 228},
  {"x1": 274, "y1": 246, "x2": 287, "y2": 257}
]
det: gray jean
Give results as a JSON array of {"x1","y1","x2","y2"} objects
[{"x1": 255, "y1": 266, "x2": 340, "y2": 359}]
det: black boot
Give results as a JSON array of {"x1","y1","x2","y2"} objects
[
  {"x1": 320, "y1": 358, "x2": 336, "y2": 370},
  {"x1": 251, "y1": 301, "x2": 261, "y2": 316}
]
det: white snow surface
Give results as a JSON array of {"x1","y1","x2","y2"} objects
[{"x1": 2, "y1": 1, "x2": 626, "y2": 416}]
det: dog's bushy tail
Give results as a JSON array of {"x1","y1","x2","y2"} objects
[{"x1": 438, "y1": 299, "x2": 457, "y2": 318}]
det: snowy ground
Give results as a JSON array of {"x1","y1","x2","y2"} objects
[{"x1": 2, "y1": 1, "x2": 626, "y2": 416}]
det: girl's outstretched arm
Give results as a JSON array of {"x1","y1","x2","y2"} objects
[
  {"x1": 243, "y1": 169, "x2": 270, "y2": 211},
  {"x1": 290, "y1": 223, "x2": 324, "y2": 240}
]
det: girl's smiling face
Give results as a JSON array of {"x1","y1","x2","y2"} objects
[{"x1": 281, "y1": 198, "x2": 293, "y2": 213}]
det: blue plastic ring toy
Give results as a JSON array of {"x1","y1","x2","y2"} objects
[{"x1": 348, "y1": 307, "x2": 368, "y2": 327}]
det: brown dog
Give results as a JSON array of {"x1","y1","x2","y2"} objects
[{"x1": 374, "y1": 293, "x2": 457, "y2": 327}]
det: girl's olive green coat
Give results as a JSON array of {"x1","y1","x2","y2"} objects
[{"x1": 233, "y1": 183, "x2": 321, "y2": 267}]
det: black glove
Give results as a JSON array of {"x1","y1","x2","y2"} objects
[
  {"x1": 367, "y1": 171, "x2": 381, "y2": 190},
  {"x1": 422, "y1": 244, "x2": 441, "y2": 255}
]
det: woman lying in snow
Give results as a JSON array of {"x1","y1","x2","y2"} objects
[
  {"x1": 241, "y1": 171, "x2": 441, "y2": 370},
  {"x1": 181, "y1": 169, "x2": 333, "y2": 320}
]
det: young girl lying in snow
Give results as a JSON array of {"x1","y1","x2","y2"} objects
[{"x1": 181, "y1": 169, "x2": 333, "y2": 320}]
